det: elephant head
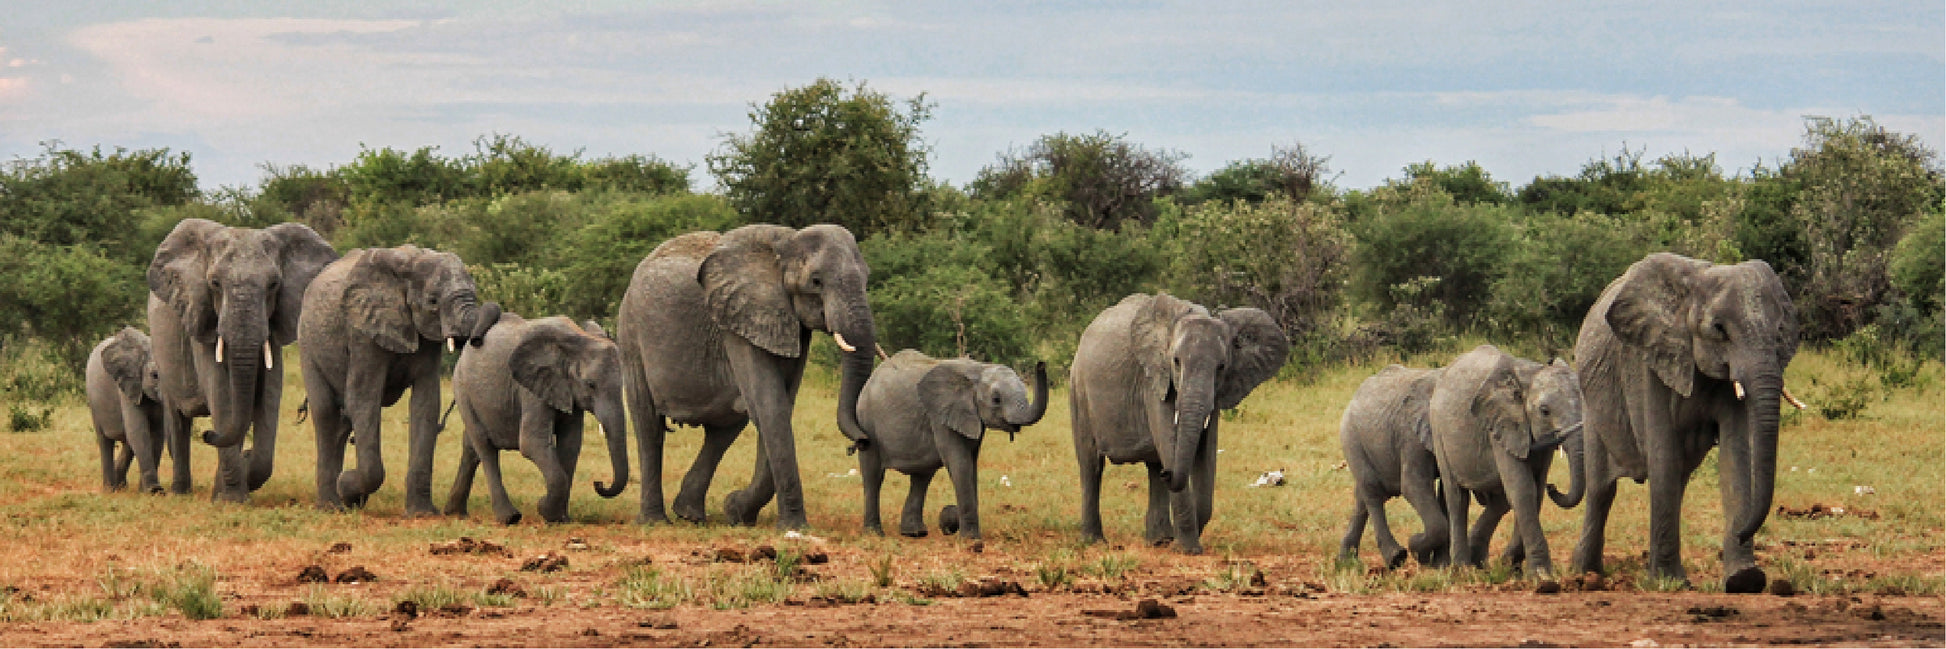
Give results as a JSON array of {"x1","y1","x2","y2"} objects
[
  {"x1": 344, "y1": 246, "x2": 502, "y2": 357},
  {"x1": 698, "y1": 224, "x2": 878, "y2": 447},
  {"x1": 148, "y1": 218, "x2": 338, "y2": 447},
  {"x1": 1131, "y1": 294, "x2": 1289, "y2": 492},
  {"x1": 100, "y1": 327, "x2": 160, "y2": 404},
  {"x1": 509, "y1": 319, "x2": 630, "y2": 499},
  {"x1": 919, "y1": 360, "x2": 1049, "y2": 441},
  {"x1": 1471, "y1": 353, "x2": 1587, "y2": 506},
  {"x1": 1605, "y1": 252, "x2": 1799, "y2": 543}
]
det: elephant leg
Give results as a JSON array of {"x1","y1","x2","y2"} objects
[
  {"x1": 1645, "y1": 433, "x2": 1694, "y2": 585},
  {"x1": 126, "y1": 405, "x2": 164, "y2": 494},
  {"x1": 1402, "y1": 472, "x2": 1449, "y2": 567},
  {"x1": 525, "y1": 412, "x2": 580, "y2": 523},
  {"x1": 941, "y1": 436, "x2": 984, "y2": 541},
  {"x1": 401, "y1": 356, "x2": 443, "y2": 517},
  {"x1": 859, "y1": 446, "x2": 886, "y2": 535},
  {"x1": 675, "y1": 421, "x2": 743, "y2": 524},
  {"x1": 476, "y1": 442, "x2": 523, "y2": 526},
  {"x1": 1356, "y1": 483, "x2": 1408, "y2": 569},
  {"x1": 211, "y1": 444, "x2": 249, "y2": 503},
  {"x1": 309, "y1": 389, "x2": 352, "y2": 510},
  {"x1": 899, "y1": 468, "x2": 937, "y2": 538},
  {"x1": 98, "y1": 435, "x2": 124, "y2": 492},
  {"x1": 1571, "y1": 475, "x2": 1620, "y2": 575},
  {"x1": 244, "y1": 353, "x2": 282, "y2": 493},
  {"x1": 724, "y1": 438, "x2": 776, "y2": 527},
  {"x1": 1715, "y1": 408, "x2": 1765, "y2": 593},
  {"x1": 114, "y1": 441, "x2": 135, "y2": 490},
  {"x1": 1192, "y1": 422, "x2": 1217, "y2": 534},
  {"x1": 337, "y1": 352, "x2": 390, "y2": 509},
  {"x1": 162, "y1": 403, "x2": 194, "y2": 495},
  {"x1": 1510, "y1": 457, "x2": 1556, "y2": 579},
  {"x1": 1339, "y1": 499, "x2": 1368, "y2": 565},
  {"x1": 1170, "y1": 483, "x2": 1203, "y2": 555},
  {"x1": 444, "y1": 438, "x2": 480, "y2": 517},
  {"x1": 721, "y1": 341, "x2": 808, "y2": 530},
  {"x1": 1142, "y1": 462, "x2": 1173, "y2": 546},
  {"x1": 1443, "y1": 479, "x2": 1473, "y2": 571},
  {"x1": 1074, "y1": 431, "x2": 1106, "y2": 545},
  {"x1": 625, "y1": 363, "x2": 671, "y2": 524},
  {"x1": 1469, "y1": 490, "x2": 1510, "y2": 569}
]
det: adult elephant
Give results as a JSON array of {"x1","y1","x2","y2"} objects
[
  {"x1": 1070, "y1": 293, "x2": 1288, "y2": 555},
  {"x1": 1338, "y1": 364, "x2": 1448, "y2": 569},
  {"x1": 1572, "y1": 253, "x2": 1801, "y2": 593},
  {"x1": 298, "y1": 245, "x2": 500, "y2": 515},
  {"x1": 616, "y1": 224, "x2": 877, "y2": 529},
  {"x1": 147, "y1": 218, "x2": 338, "y2": 502}
]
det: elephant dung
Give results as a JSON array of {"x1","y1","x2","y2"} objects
[
  {"x1": 487, "y1": 578, "x2": 527, "y2": 598},
  {"x1": 520, "y1": 552, "x2": 568, "y2": 573},
  {"x1": 327, "y1": 542, "x2": 352, "y2": 554},
  {"x1": 430, "y1": 537, "x2": 510, "y2": 557},
  {"x1": 334, "y1": 566, "x2": 378, "y2": 584},
  {"x1": 295, "y1": 565, "x2": 329, "y2": 584},
  {"x1": 1768, "y1": 578, "x2": 1797, "y2": 597},
  {"x1": 1082, "y1": 598, "x2": 1177, "y2": 620}
]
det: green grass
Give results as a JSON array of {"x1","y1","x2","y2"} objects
[
  {"x1": 303, "y1": 587, "x2": 380, "y2": 619},
  {"x1": 616, "y1": 566, "x2": 691, "y2": 610}
]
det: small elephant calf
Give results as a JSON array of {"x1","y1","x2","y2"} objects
[
  {"x1": 445, "y1": 314, "x2": 630, "y2": 525},
  {"x1": 854, "y1": 350, "x2": 1048, "y2": 541},
  {"x1": 1338, "y1": 364, "x2": 1448, "y2": 569},
  {"x1": 85, "y1": 327, "x2": 171, "y2": 493}
]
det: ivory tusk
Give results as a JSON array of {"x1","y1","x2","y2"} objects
[
  {"x1": 1173, "y1": 411, "x2": 1180, "y2": 426},
  {"x1": 215, "y1": 337, "x2": 224, "y2": 363},
  {"x1": 448, "y1": 337, "x2": 457, "y2": 353},
  {"x1": 832, "y1": 332, "x2": 857, "y2": 353},
  {"x1": 264, "y1": 342, "x2": 275, "y2": 369},
  {"x1": 1733, "y1": 380, "x2": 1745, "y2": 400},
  {"x1": 1782, "y1": 387, "x2": 1808, "y2": 411},
  {"x1": 1205, "y1": 412, "x2": 1213, "y2": 429}
]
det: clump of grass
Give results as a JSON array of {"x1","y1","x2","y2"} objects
[
  {"x1": 1087, "y1": 553, "x2": 1139, "y2": 581},
  {"x1": 617, "y1": 566, "x2": 691, "y2": 610},
  {"x1": 473, "y1": 590, "x2": 518, "y2": 608},
  {"x1": 1035, "y1": 563, "x2": 1073, "y2": 591},
  {"x1": 251, "y1": 602, "x2": 289, "y2": 620},
  {"x1": 1203, "y1": 561, "x2": 1256, "y2": 593},
  {"x1": 704, "y1": 566, "x2": 789, "y2": 610},
  {"x1": 916, "y1": 568, "x2": 965, "y2": 595},
  {"x1": 152, "y1": 562, "x2": 222, "y2": 620},
  {"x1": 533, "y1": 585, "x2": 566, "y2": 607},
  {"x1": 813, "y1": 579, "x2": 872, "y2": 604},
  {"x1": 869, "y1": 554, "x2": 896, "y2": 588},
  {"x1": 394, "y1": 583, "x2": 466, "y2": 612},
  {"x1": 304, "y1": 587, "x2": 379, "y2": 619}
]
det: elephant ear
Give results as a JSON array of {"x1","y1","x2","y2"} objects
[
  {"x1": 580, "y1": 320, "x2": 608, "y2": 340},
  {"x1": 698, "y1": 226, "x2": 802, "y2": 358},
  {"x1": 1605, "y1": 252, "x2": 1708, "y2": 398},
  {"x1": 510, "y1": 328, "x2": 581, "y2": 413},
  {"x1": 1473, "y1": 358, "x2": 1531, "y2": 460},
  {"x1": 266, "y1": 222, "x2": 339, "y2": 346},
  {"x1": 147, "y1": 218, "x2": 223, "y2": 342},
  {"x1": 1409, "y1": 369, "x2": 1441, "y2": 452},
  {"x1": 1215, "y1": 307, "x2": 1290, "y2": 410},
  {"x1": 346, "y1": 249, "x2": 419, "y2": 354},
  {"x1": 101, "y1": 331, "x2": 149, "y2": 404},
  {"x1": 1131, "y1": 293, "x2": 1199, "y2": 404},
  {"x1": 920, "y1": 362, "x2": 983, "y2": 440}
]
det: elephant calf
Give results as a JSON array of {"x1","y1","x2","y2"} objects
[
  {"x1": 85, "y1": 327, "x2": 170, "y2": 493},
  {"x1": 1428, "y1": 344, "x2": 1586, "y2": 580},
  {"x1": 854, "y1": 350, "x2": 1048, "y2": 541},
  {"x1": 1338, "y1": 364, "x2": 1448, "y2": 569},
  {"x1": 445, "y1": 314, "x2": 629, "y2": 525}
]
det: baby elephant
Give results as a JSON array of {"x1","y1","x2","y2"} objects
[
  {"x1": 1339, "y1": 364, "x2": 1448, "y2": 569},
  {"x1": 445, "y1": 315, "x2": 629, "y2": 524},
  {"x1": 854, "y1": 350, "x2": 1048, "y2": 541},
  {"x1": 1428, "y1": 344, "x2": 1586, "y2": 580},
  {"x1": 85, "y1": 327, "x2": 170, "y2": 493}
]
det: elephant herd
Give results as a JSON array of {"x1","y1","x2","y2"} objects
[{"x1": 81, "y1": 217, "x2": 1802, "y2": 593}]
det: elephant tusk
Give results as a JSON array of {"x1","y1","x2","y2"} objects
[
  {"x1": 215, "y1": 337, "x2": 224, "y2": 364},
  {"x1": 264, "y1": 342, "x2": 275, "y2": 369},
  {"x1": 1173, "y1": 411, "x2": 1180, "y2": 426},
  {"x1": 832, "y1": 332, "x2": 857, "y2": 353},
  {"x1": 1782, "y1": 387, "x2": 1808, "y2": 411},
  {"x1": 1205, "y1": 412, "x2": 1213, "y2": 429},
  {"x1": 448, "y1": 337, "x2": 457, "y2": 353},
  {"x1": 1733, "y1": 380, "x2": 1745, "y2": 400}
]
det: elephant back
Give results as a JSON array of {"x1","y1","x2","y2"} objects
[
  {"x1": 645, "y1": 231, "x2": 722, "y2": 264},
  {"x1": 856, "y1": 349, "x2": 938, "y2": 440}
]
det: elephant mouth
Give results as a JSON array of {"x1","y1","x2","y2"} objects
[{"x1": 1529, "y1": 422, "x2": 1583, "y2": 453}]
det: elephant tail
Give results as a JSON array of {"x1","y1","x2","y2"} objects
[{"x1": 437, "y1": 399, "x2": 458, "y2": 433}]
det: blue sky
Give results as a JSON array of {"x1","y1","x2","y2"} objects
[{"x1": 1, "y1": 1, "x2": 1940, "y2": 192}]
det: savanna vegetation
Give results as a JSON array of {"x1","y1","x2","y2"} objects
[{"x1": 0, "y1": 78, "x2": 1938, "y2": 637}]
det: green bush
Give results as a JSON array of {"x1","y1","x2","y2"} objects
[
  {"x1": 969, "y1": 130, "x2": 1188, "y2": 230},
  {"x1": 1163, "y1": 196, "x2": 1348, "y2": 341},
  {"x1": 863, "y1": 228, "x2": 1034, "y2": 367},
  {"x1": 556, "y1": 192, "x2": 742, "y2": 320},
  {"x1": 1487, "y1": 211, "x2": 1652, "y2": 348},
  {"x1": 470, "y1": 262, "x2": 572, "y2": 323},
  {"x1": 1349, "y1": 185, "x2": 1519, "y2": 329},
  {"x1": 0, "y1": 236, "x2": 146, "y2": 371}
]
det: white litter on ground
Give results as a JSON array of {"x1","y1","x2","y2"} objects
[{"x1": 1249, "y1": 469, "x2": 1286, "y2": 488}]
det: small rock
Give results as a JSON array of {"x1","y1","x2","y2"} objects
[
  {"x1": 564, "y1": 537, "x2": 590, "y2": 551},
  {"x1": 1627, "y1": 639, "x2": 1659, "y2": 648},
  {"x1": 1859, "y1": 604, "x2": 1886, "y2": 621},
  {"x1": 437, "y1": 602, "x2": 473, "y2": 617},
  {"x1": 1519, "y1": 640, "x2": 1561, "y2": 648},
  {"x1": 238, "y1": 604, "x2": 260, "y2": 617},
  {"x1": 390, "y1": 618, "x2": 411, "y2": 632},
  {"x1": 750, "y1": 545, "x2": 777, "y2": 561},
  {"x1": 1534, "y1": 580, "x2": 1561, "y2": 594},
  {"x1": 296, "y1": 565, "x2": 329, "y2": 583},
  {"x1": 968, "y1": 541, "x2": 985, "y2": 554},
  {"x1": 581, "y1": 628, "x2": 601, "y2": 637},
  {"x1": 393, "y1": 600, "x2": 419, "y2": 619},
  {"x1": 802, "y1": 550, "x2": 829, "y2": 564},
  {"x1": 286, "y1": 602, "x2": 310, "y2": 617},
  {"x1": 1769, "y1": 579, "x2": 1797, "y2": 597},
  {"x1": 1134, "y1": 598, "x2": 1177, "y2": 619},
  {"x1": 521, "y1": 552, "x2": 568, "y2": 573},
  {"x1": 711, "y1": 547, "x2": 745, "y2": 563},
  {"x1": 487, "y1": 578, "x2": 526, "y2": 598},
  {"x1": 334, "y1": 566, "x2": 377, "y2": 584},
  {"x1": 638, "y1": 618, "x2": 679, "y2": 630},
  {"x1": 328, "y1": 542, "x2": 352, "y2": 554}
]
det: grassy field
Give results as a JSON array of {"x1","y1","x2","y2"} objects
[{"x1": 0, "y1": 341, "x2": 1938, "y2": 621}]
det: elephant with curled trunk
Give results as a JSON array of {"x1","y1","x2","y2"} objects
[
  {"x1": 298, "y1": 245, "x2": 500, "y2": 515},
  {"x1": 1428, "y1": 345, "x2": 1585, "y2": 581},
  {"x1": 1070, "y1": 293, "x2": 1289, "y2": 555},
  {"x1": 1572, "y1": 253, "x2": 1801, "y2": 593},
  {"x1": 86, "y1": 328, "x2": 170, "y2": 493},
  {"x1": 445, "y1": 315, "x2": 629, "y2": 524},
  {"x1": 1338, "y1": 364, "x2": 1449, "y2": 569},
  {"x1": 617, "y1": 224, "x2": 877, "y2": 529},
  {"x1": 854, "y1": 350, "x2": 1048, "y2": 541},
  {"x1": 147, "y1": 218, "x2": 339, "y2": 502}
]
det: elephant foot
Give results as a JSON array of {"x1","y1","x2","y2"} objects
[
  {"x1": 938, "y1": 506, "x2": 960, "y2": 536},
  {"x1": 211, "y1": 489, "x2": 248, "y2": 505},
  {"x1": 636, "y1": 512, "x2": 673, "y2": 526},
  {"x1": 1146, "y1": 536, "x2": 1173, "y2": 548},
  {"x1": 672, "y1": 501, "x2": 707, "y2": 524},
  {"x1": 1080, "y1": 532, "x2": 1105, "y2": 546},
  {"x1": 403, "y1": 505, "x2": 442, "y2": 519},
  {"x1": 142, "y1": 484, "x2": 165, "y2": 496},
  {"x1": 899, "y1": 529, "x2": 928, "y2": 539},
  {"x1": 1724, "y1": 566, "x2": 1767, "y2": 594},
  {"x1": 722, "y1": 492, "x2": 755, "y2": 527},
  {"x1": 1384, "y1": 547, "x2": 1409, "y2": 570},
  {"x1": 343, "y1": 492, "x2": 368, "y2": 509},
  {"x1": 1176, "y1": 540, "x2": 1205, "y2": 556},
  {"x1": 496, "y1": 511, "x2": 523, "y2": 526}
]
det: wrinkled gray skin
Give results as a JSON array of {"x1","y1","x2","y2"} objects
[
  {"x1": 616, "y1": 225, "x2": 878, "y2": 529},
  {"x1": 1070, "y1": 293, "x2": 1289, "y2": 555},
  {"x1": 298, "y1": 245, "x2": 500, "y2": 515},
  {"x1": 1572, "y1": 253, "x2": 1799, "y2": 593},
  {"x1": 854, "y1": 350, "x2": 1049, "y2": 541},
  {"x1": 1428, "y1": 345, "x2": 1586, "y2": 580},
  {"x1": 445, "y1": 315, "x2": 629, "y2": 525},
  {"x1": 1338, "y1": 364, "x2": 1449, "y2": 569},
  {"x1": 147, "y1": 218, "x2": 338, "y2": 502},
  {"x1": 85, "y1": 328, "x2": 170, "y2": 493}
]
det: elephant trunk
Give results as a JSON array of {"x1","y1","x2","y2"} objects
[
  {"x1": 207, "y1": 316, "x2": 266, "y2": 448},
  {"x1": 1007, "y1": 362, "x2": 1050, "y2": 427},
  {"x1": 1165, "y1": 400, "x2": 1211, "y2": 493},
  {"x1": 832, "y1": 301, "x2": 877, "y2": 447},
  {"x1": 1734, "y1": 372, "x2": 1784, "y2": 544},
  {"x1": 592, "y1": 404, "x2": 629, "y2": 499},
  {"x1": 1547, "y1": 424, "x2": 1587, "y2": 508},
  {"x1": 464, "y1": 301, "x2": 501, "y2": 348}
]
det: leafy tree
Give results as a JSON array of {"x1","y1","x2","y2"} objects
[
  {"x1": 1180, "y1": 142, "x2": 1334, "y2": 205},
  {"x1": 1349, "y1": 184, "x2": 1519, "y2": 329},
  {"x1": 555, "y1": 192, "x2": 742, "y2": 320},
  {"x1": 0, "y1": 144, "x2": 198, "y2": 266},
  {"x1": 1488, "y1": 211, "x2": 1653, "y2": 349},
  {"x1": 0, "y1": 236, "x2": 145, "y2": 369},
  {"x1": 969, "y1": 130, "x2": 1188, "y2": 229},
  {"x1": 862, "y1": 228, "x2": 1033, "y2": 367},
  {"x1": 1516, "y1": 148, "x2": 1648, "y2": 216},
  {"x1": 1399, "y1": 160, "x2": 1509, "y2": 205},
  {"x1": 257, "y1": 163, "x2": 350, "y2": 239},
  {"x1": 1165, "y1": 196, "x2": 1348, "y2": 340},
  {"x1": 707, "y1": 78, "x2": 934, "y2": 238}
]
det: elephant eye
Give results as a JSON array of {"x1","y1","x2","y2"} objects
[
  {"x1": 1539, "y1": 405, "x2": 1551, "y2": 417},
  {"x1": 1711, "y1": 322, "x2": 1729, "y2": 340},
  {"x1": 808, "y1": 273, "x2": 823, "y2": 289}
]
